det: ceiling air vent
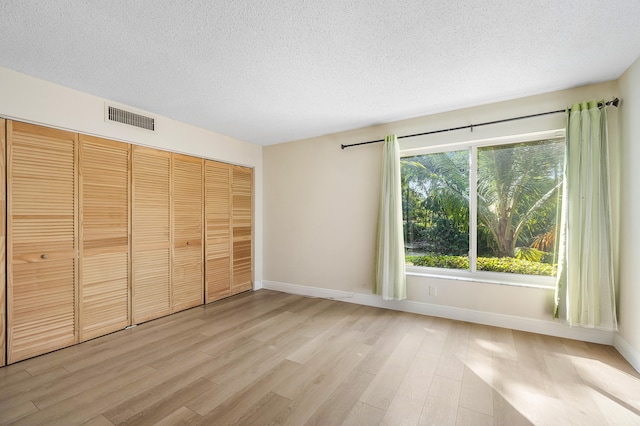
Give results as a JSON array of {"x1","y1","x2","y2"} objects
[{"x1": 107, "y1": 105, "x2": 155, "y2": 131}]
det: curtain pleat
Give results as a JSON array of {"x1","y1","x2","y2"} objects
[
  {"x1": 555, "y1": 100, "x2": 617, "y2": 329},
  {"x1": 374, "y1": 135, "x2": 407, "y2": 300}
]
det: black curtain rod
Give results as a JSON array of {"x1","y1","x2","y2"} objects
[{"x1": 340, "y1": 97, "x2": 620, "y2": 150}]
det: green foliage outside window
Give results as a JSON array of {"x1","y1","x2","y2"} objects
[
  {"x1": 406, "y1": 254, "x2": 556, "y2": 276},
  {"x1": 402, "y1": 138, "x2": 564, "y2": 278}
]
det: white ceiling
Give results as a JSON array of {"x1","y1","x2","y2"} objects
[{"x1": 1, "y1": 1, "x2": 639, "y2": 146}]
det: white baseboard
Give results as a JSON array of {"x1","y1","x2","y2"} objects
[
  {"x1": 253, "y1": 280, "x2": 263, "y2": 290},
  {"x1": 261, "y1": 280, "x2": 615, "y2": 345},
  {"x1": 614, "y1": 334, "x2": 640, "y2": 373}
]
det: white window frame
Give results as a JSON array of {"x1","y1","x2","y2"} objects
[{"x1": 401, "y1": 129, "x2": 565, "y2": 289}]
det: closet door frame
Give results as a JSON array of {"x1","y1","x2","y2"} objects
[
  {"x1": 231, "y1": 165, "x2": 254, "y2": 295},
  {"x1": 0, "y1": 119, "x2": 5, "y2": 367}
]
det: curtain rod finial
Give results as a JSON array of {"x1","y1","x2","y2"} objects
[
  {"x1": 611, "y1": 97, "x2": 620, "y2": 107},
  {"x1": 341, "y1": 144, "x2": 346, "y2": 149}
]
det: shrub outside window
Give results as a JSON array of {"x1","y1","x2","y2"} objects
[{"x1": 402, "y1": 132, "x2": 565, "y2": 286}]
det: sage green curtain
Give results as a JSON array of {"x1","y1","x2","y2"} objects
[
  {"x1": 374, "y1": 135, "x2": 406, "y2": 300},
  {"x1": 555, "y1": 100, "x2": 617, "y2": 329}
]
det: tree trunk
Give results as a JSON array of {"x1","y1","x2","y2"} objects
[{"x1": 497, "y1": 216, "x2": 514, "y2": 257}]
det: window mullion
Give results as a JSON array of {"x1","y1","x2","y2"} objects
[{"x1": 469, "y1": 146, "x2": 478, "y2": 273}]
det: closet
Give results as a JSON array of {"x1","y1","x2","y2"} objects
[
  {"x1": 203, "y1": 163, "x2": 254, "y2": 301},
  {"x1": 7, "y1": 122, "x2": 79, "y2": 364},
  {"x1": 171, "y1": 154, "x2": 203, "y2": 313},
  {"x1": 79, "y1": 135, "x2": 130, "y2": 341},
  {"x1": 2, "y1": 120, "x2": 254, "y2": 364},
  {"x1": 232, "y1": 166, "x2": 253, "y2": 294},
  {"x1": 131, "y1": 146, "x2": 172, "y2": 324},
  {"x1": 205, "y1": 160, "x2": 231, "y2": 302}
]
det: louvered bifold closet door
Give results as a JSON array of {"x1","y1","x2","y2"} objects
[
  {"x1": 7, "y1": 121, "x2": 78, "y2": 364},
  {"x1": 231, "y1": 166, "x2": 253, "y2": 294},
  {"x1": 132, "y1": 146, "x2": 171, "y2": 324},
  {"x1": 172, "y1": 154, "x2": 203, "y2": 312},
  {"x1": 0, "y1": 119, "x2": 6, "y2": 367},
  {"x1": 79, "y1": 135, "x2": 130, "y2": 341},
  {"x1": 205, "y1": 160, "x2": 231, "y2": 302}
]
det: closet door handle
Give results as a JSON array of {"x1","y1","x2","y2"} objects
[{"x1": 41, "y1": 254, "x2": 48, "y2": 260}]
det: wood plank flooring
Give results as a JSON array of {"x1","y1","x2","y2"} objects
[{"x1": 1, "y1": 289, "x2": 639, "y2": 425}]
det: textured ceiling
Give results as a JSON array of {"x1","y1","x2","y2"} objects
[{"x1": 0, "y1": 1, "x2": 639, "y2": 146}]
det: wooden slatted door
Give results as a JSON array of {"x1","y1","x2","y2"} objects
[
  {"x1": 132, "y1": 146, "x2": 171, "y2": 324},
  {"x1": 0, "y1": 119, "x2": 5, "y2": 366},
  {"x1": 231, "y1": 165, "x2": 253, "y2": 294},
  {"x1": 79, "y1": 135, "x2": 130, "y2": 341},
  {"x1": 7, "y1": 121, "x2": 78, "y2": 364},
  {"x1": 172, "y1": 154, "x2": 203, "y2": 312},
  {"x1": 204, "y1": 160, "x2": 231, "y2": 302}
]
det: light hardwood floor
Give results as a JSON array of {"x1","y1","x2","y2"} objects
[{"x1": 0, "y1": 289, "x2": 639, "y2": 425}]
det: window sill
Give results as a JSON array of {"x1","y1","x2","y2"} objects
[{"x1": 405, "y1": 268, "x2": 556, "y2": 290}]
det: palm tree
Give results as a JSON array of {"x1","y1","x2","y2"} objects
[
  {"x1": 402, "y1": 139, "x2": 564, "y2": 260},
  {"x1": 402, "y1": 150, "x2": 469, "y2": 254},
  {"x1": 477, "y1": 140, "x2": 564, "y2": 258}
]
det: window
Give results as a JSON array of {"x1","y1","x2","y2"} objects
[{"x1": 402, "y1": 131, "x2": 565, "y2": 285}]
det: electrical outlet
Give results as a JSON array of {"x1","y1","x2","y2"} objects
[{"x1": 429, "y1": 285, "x2": 438, "y2": 296}]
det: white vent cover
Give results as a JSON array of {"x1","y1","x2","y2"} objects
[{"x1": 107, "y1": 105, "x2": 155, "y2": 131}]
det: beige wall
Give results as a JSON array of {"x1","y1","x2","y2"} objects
[
  {"x1": 264, "y1": 81, "x2": 619, "y2": 324},
  {"x1": 0, "y1": 66, "x2": 264, "y2": 285},
  {"x1": 617, "y1": 56, "x2": 640, "y2": 360}
]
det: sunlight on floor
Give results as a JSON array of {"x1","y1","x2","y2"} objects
[{"x1": 464, "y1": 340, "x2": 640, "y2": 426}]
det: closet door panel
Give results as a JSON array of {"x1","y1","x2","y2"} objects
[
  {"x1": 0, "y1": 119, "x2": 5, "y2": 366},
  {"x1": 172, "y1": 244, "x2": 202, "y2": 311},
  {"x1": 132, "y1": 146, "x2": 171, "y2": 324},
  {"x1": 79, "y1": 135, "x2": 130, "y2": 341},
  {"x1": 132, "y1": 249, "x2": 170, "y2": 319},
  {"x1": 11, "y1": 261, "x2": 76, "y2": 356},
  {"x1": 205, "y1": 161, "x2": 231, "y2": 302},
  {"x1": 7, "y1": 121, "x2": 78, "y2": 364},
  {"x1": 172, "y1": 154, "x2": 203, "y2": 313},
  {"x1": 231, "y1": 166, "x2": 253, "y2": 294}
]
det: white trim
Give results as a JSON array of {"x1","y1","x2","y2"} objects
[
  {"x1": 402, "y1": 131, "x2": 565, "y2": 288},
  {"x1": 263, "y1": 281, "x2": 355, "y2": 300},
  {"x1": 262, "y1": 280, "x2": 614, "y2": 345},
  {"x1": 253, "y1": 280, "x2": 263, "y2": 290},
  {"x1": 614, "y1": 334, "x2": 640, "y2": 373},
  {"x1": 400, "y1": 129, "x2": 565, "y2": 157},
  {"x1": 405, "y1": 269, "x2": 555, "y2": 289}
]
